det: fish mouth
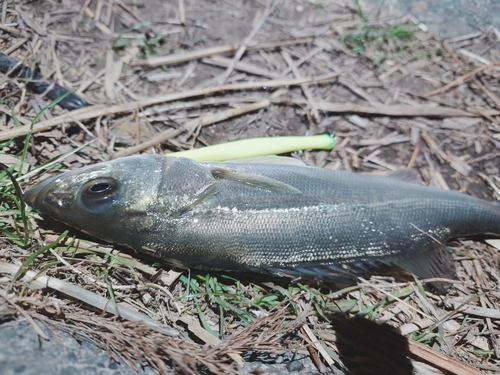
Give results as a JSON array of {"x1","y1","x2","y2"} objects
[
  {"x1": 24, "y1": 174, "x2": 61, "y2": 210},
  {"x1": 24, "y1": 162, "x2": 107, "y2": 211}
]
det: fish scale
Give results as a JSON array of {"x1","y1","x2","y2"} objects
[{"x1": 25, "y1": 154, "x2": 500, "y2": 291}]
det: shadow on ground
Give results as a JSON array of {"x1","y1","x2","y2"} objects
[{"x1": 329, "y1": 314, "x2": 413, "y2": 375}]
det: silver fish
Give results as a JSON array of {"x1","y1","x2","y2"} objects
[{"x1": 24, "y1": 155, "x2": 500, "y2": 289}]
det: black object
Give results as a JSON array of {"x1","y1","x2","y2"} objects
[{"x1": 0, "y1": 52, "x2": 88, "y2": 111}]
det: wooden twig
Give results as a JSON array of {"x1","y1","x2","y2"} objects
[
  {"x1": 202, "y1": 56, "x2": 281, "y2": 79},
  {"x1": 83, "y1": 6, "x2": 112, "y2": 35},
  {"x1": 177, "y1": 315, "x2": 244, "y2": 365},
  {"x1": 473, "y1": 77, "x2": 500, "y2": 110},
  {"x1": 213, "y1": 0, "x2": 277, "y2": 86},
  {"x1": 301, "y1": 324, "x2": 335, "y2": 370},
  {"x1": 0, "y1": 74, "x2": 337, "y2": 142},
  {"x1": 280, "y1": 44, "x2": 325, "y2": 77},
  {"x1": 408, "y1": 340, "x2": 484, "y2": 375},
  {"x1": 0, "y1": 24, "x2": 25, "y2": 37},
  {"x1": 113, "y1": 100, "x2": 271, "y2": 158},
  {"x1": 357, "y1": 134, "x2": 409, "y2": 147},
  {"x1": 459, "y1": 48, "x2": 491, "y2": 65},
  {"x1": 424, "y1": 62, "x2": 500, "y2": 97},
  {"x1": 446, "y1": 300, "x2": 500, "y2": 320},
  {"x1": 338, "y1": 76, "x2": 378, "y2": 105},
  {"x1": 0, "y1": 260, "x2": 179, "y2": 337},
  {"x1": 105, "y1": 49, "x2": 116, "y2": 100},
  {"x1": 114, "y1": 0, "x2": 139, "y2": 19},
  {"x1": 281, "y1": 49, "x2": 321, "y2": 123},
  {"x1": 15, "y1": 5, "x2": 47, "y2": 36},
  {"x1": 4, "y1": 38, "x2": 28, "y2": 55},
  {"x1": 2, "y1": 85, "x2": 482, "y2": 144},
  {"x1": 315, "y1": 101, "x2": 478, "y2": 117},
  {"x1": 133, "y1": 44, "x2": 235, "y2": 68},
  {"x1": 421, "y1": 132, "x2": 472, "y2": 176},
  {"x1": 178, "y1": 0, "x2": 185, "y2": 24},
  {"x1": 132, "y1": 37, "x2": 318, "y2": 67},
  {"x1": 0, "y1": 288, "x2": 49, "y2": 340}
]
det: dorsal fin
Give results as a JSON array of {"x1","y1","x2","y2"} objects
[
  {"x1": 223, "y1": 155, "x2": 308, "y2": 166},
  {"x1": 209, "y1": 167, "x2": 302, "y2": 194},
  {"x1": 369, "y1": 169, "x2": 423, "y2": 185}
]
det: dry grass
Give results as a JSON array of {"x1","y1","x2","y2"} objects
[{"x1": 1, "y1": 0, "x2": 500, "y2": 373}]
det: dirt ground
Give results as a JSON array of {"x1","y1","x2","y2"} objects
[{"x1": 1, "y1": 0, "x2": 500, "y2": 374}]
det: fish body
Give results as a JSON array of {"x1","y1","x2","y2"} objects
[{"x1": 25, "y1": 155, "x2": 500, "y2": 286}]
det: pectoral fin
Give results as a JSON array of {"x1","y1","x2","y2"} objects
[
  {"x1": 210, "y1": 167, "x2": 302, "y2": 194},
  {"x1": 159, "y1": 157, "x2": 219, "y2": 214}
]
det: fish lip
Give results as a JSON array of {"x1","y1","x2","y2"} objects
[{"x1": 23, "y1": 185, "x2": 38, "y2": 207}]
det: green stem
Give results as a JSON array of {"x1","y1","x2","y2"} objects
[{"x1": 168, "y1": 134, "x2": 336, "y2": 161}]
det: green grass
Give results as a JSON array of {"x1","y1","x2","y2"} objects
[
  {"x1": 0, "y1": 92, "x2": 76, "y2": 245},
  {"x1": 340, "y1": 0, "x2": 420, "y2": 65},
  {"x1": 112, "y1": 21, "x2": 206, "y2": 61},
  {"x1": 341, "y1": 23, "x2": 419, "y2": 54},
  {"x1": 0, "y1": 167, "x2": 29, "y2": 247}
]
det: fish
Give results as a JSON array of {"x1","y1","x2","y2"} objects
[{"x1": 24, "y1": 154, "x2": 500, "y2": 289}]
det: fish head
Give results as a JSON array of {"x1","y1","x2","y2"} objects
[{"x1": 24, "y1": 155, "x2": 169, "y2": 247}]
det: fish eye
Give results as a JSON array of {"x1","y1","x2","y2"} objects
[
  {"x1": 89, "y1": 181, "x2": 112, "y2": 193},
  {"x1": 80, "y1": 178, "x2": 119, "y2": 213}
]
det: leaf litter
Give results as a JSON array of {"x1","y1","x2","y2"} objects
[{"x1": 1, "y1": 0, "x2": 500, "y2": 373}]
